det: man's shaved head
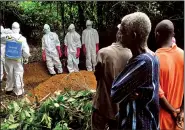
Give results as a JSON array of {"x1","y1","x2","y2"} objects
[
  {"x1": 155, "y1": 20, "x2": 174, "y2": 47},
  {"x1": 155, "y1": 20, "x2": 174, "y2": 37}
]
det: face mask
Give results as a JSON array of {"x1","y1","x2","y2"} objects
[
  {"x1": 44, "y1": 29, "x2": 50, "y2": 34},
  {"x1": 12, "y1": 28, "x2": 20, "y2": 34},
  {"x1": 87, "y1": 25, "x2": 92, "y2": 29},
  {"x1": 69, "y1": 28, "x2": 75, "y2": 33}
]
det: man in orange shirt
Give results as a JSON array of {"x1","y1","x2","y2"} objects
[{"x1": 155, "y1": 20, "x2": 184, "y2": 130}]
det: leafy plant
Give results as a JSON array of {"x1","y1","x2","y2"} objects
[{"x1": 1, "y1": 90, "x2": 94, "y2": 130}]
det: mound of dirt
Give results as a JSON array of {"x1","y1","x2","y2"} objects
[
  {"x1": 23, "y1": 62, "x2": 51, "y2": 91},
  {"x1": 27, "y1": 71, "x2": 97, "y2": 103}
]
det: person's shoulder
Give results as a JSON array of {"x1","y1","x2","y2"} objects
[
  {"x1": 18, "y1": 35, "x2": 27, "y2": 43},
  {"x1": 92, "y1": 28, "x2": 98, "y2": 32},
  {"x1": 176, "y1": 46, "x2": 184, "y2": 54},
  {"x1": 18, "y1": 34, "x2": 26, "y2": 40},
  {"x1": 51, "y1": 32, "x2": 57, "y2": 35},
  {"x1": 65, "y1": 32, "x2": 70, "y2": 36},
  {"x1": 136, "y1": 53, "x2": 156, "y2": 63},
  {"x1": 98, "y1": 45, "x2": 112, "y2": 54},
  {"x1": 82, "y1": 29, "x2": 87, "y2": 32}
]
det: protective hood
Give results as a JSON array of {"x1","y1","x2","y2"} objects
[
  {"x1": 12, "y1": 22, "x2": 20, "y2": 34},
  {"x1": 68, "y1": 24, "x2": 75, "y2": 32},
  {"x1": 43, "y1": 24, "x2": 51, "y2": 34},
  {"x1": 86, "y1": 20, "x2": 92, "y2": 26}
]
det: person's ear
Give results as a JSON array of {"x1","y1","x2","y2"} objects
[
  {"x1": 156, "y1": 32, "x2": 160, "y2": 38},
  {"x1": 132, "y1": 32, "x2": 137, "y2": 40}
]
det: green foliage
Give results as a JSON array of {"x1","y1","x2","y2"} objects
[
  {"x1": 0, "y1": 1, "x2": 183, "y2": 48},
  {"x1": 1, "y1": 90, "x2": 94, "y2": 130}
]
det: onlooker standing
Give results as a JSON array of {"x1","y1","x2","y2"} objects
[
  {"x1": 155, "y1": 20, "x2": 184, "y2": 130},
  {"x1": 111, "y1": 12, "x2": 160, "y2": 130},
  {"x1": 91, "y1": 24, "x2": 132, "y2": 130}
]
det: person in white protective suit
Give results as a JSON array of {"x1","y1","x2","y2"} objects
[
  {"x1": 1, "y1": 26, "x2": 6, "y2": 82},
  {"x1": 82, "y1": 20, "x2": 99, "y2": 71},
  {"x1": 64, "y1": 24, "x2": 81, "y2": 73},
  {"x1": 5, "y1": 22, "x2": 31, "y2": 96},
  {"x1": 42, "y1": 24, "x2": 63, "y2": 75},
  {"x1": 1, "y1": 26, "x2": 13, "y2": 83}
]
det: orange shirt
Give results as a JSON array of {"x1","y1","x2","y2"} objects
[{"x1": 156, "y1": 43, "x2": 184, "y2": 130}]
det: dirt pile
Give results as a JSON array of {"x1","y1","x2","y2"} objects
[
  {"x1": 27, "y1": 71, "x2": 97, "y2": 103},
  {"x1": 23, "y1": 62, "x2": 51, "y2": 91}
]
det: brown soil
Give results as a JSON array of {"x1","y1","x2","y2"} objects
[
  {"x1": 23, "y1": 62, "x2": 51, "y2": 91},
  {"x1": 1, "y1": 62, "x2": 97, "y2": 104},
  {"x1": 27, "y1": 70, "x2": 97, "y2": 103}
]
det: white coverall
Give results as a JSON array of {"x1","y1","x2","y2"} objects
[
  {"x1": 1, "y1": 27, "x2": 13, "y2": 81},
  {"x1": 5, "y1": 22, "x2": 31, "y2": 95},
  {"x1": 64, "y1": 24, "x2": 81, "y2": 73},
  {"x1": 1, "y1": 26, "x2": 6, "y2": 81},
  {"x1": 42, "y1": 24, "x2": 63, "y2": 75},
  {"x1": 82, "y1": 20, "x2": 99, "y2": 71}
]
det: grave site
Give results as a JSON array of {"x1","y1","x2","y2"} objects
[
  {"x1": 23, "y1": 62, "x2": 97, "y2": 103},
  {"x1": 0, "y1": 1, "x2": 184, "y2": 130}
]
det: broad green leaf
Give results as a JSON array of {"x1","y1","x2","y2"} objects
[
  {"x1": 21, "y1": 111, "x2": 26, "y2": 120},
  {"x1": 67, "y1": 98, "x2": 75, "y2": 102},
  {"x1": 23, "y1": 124, "x2": 28, "y2": 130},
  {"x1": 40, "y1": 113, "x2": 47, "y2": 123},
  {"x1": 12, "y1": 101, "x2": 20, "y2": 113},
  {"x1": 46, "y1": 115, "x2": 52, "y2": 128},
  {"x1": 61, "y1": 123, "x2": 69, "y2": 130},
  {"x1": 57, "y1": 95, "x2": 63, "y2": 102},
  {"x1": 24, "y1": 110, "x2": 31, "y2": 117},
  {"x1": 8, "y1": 114, "x2": 14, "y2": 122},
  {"x1": 8, "y1": 123, "x2": 19, "y2": 129},
  {"x1": 54, "y1": 103, "x2": 60, "y2": 108},
  {"x1": 28, "y1": 117, "x2": 34, "y2": 123},
  {"x1": 74, "y1": 91, "x2": 84, "y2": 98},
  {"x1": 53, "y1": 122, "x2": 62, "y2": 130},
  {"x1": 1, "y1": 123, "x2": 9, "y2": 130},
  {"x1": 29, "y1": 108, "x2": 35, "y2": 114},
  {"x1": 63, "y1": 96, "x2": 68, "y2": 101}
]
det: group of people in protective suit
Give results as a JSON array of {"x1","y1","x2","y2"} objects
[
  {"x1": 0, "y1": 20, "x2": 99, "y2": 96},
  {"x1": 42, "y1": 20, "x2": 99, "y2": 75}
]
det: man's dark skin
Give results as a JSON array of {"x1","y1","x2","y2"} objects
[{"x1": 155, "y1": 19, "x2": 184, "y2": 129}]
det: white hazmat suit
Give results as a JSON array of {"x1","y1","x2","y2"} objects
[
  {"x1": 42, "y1": 24, "x2": 63, "y2": 75},
  {"x1": 5, "y1": 22, "x2": 31, "y2": 96},
  {"x1": 82, "y1": 20, "x2": 99, "y2": 71},
  {"x1": 1, "y1": 26, "x2": 6, "y2": 82},
  {"x1": 64, "y1": 24, "x2": 81, "y2": 73},
  {"x1": 1, "y1": 26, "x2": 13, "y2": 82}
]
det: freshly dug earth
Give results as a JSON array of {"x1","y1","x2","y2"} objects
[
  {"x1": 23, "y1": 62, "x2": 51, "y2": 91},
  {"x1": 27, "y1": 70, "x2": 97, "y2": 103},
  {"x1": 0, "y1": 62, "x2": 51, "y2": 105}
]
